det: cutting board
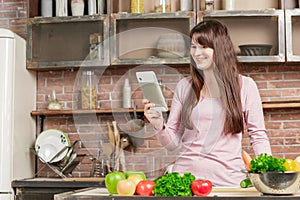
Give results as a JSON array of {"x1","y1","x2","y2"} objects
[{"x1": 210, "y1": 187, "x2": 260, "y2": 196}]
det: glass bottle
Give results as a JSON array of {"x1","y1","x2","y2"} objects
[
  {"x1": 98, "y1": 0, "x2": 105, "y2": 14},
  {"x1": 41, "y1": 0, "x2": 53, "y2": 17},
  {"x1": 81, "y1": 71, "x2": 97, "y2": 109},
  {"x1": 155, "y1": 0, "x2": 171, "y2": 13},
  {"x1": 130, "y1": 0, "x2": 144, "y2": 13},
  {"x1": 88, "y1": 0, "x2": 97, "y2": 15},
  {"x1": 56, "y1": 0, "x2": 68, "y2": 16},
  {"x1": 122, "y1": 78, "x2": 131, "y2": 108}
]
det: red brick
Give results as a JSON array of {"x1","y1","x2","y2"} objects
[
  {"x1": 248, "y1": 74, "x2": 283, "y2": 81},
  {"x1": 255, "y1": 81, "x2": 268, "y2": 89},
  {"x1": 270, "y1": 113, "x2": 300, "y2": 121},
  {"x1": 284, "y1": 72, "x2": 300, "y2": 80},
  {"x1": 269, "y1": 137, "x2": 284, "y2": 145},
  {"x1": 259, "y1": 89, "x2": 281, "y2": 97},
  {"x1": 283, "y1": 122, "x2": 300, "y2": 129},
  {"x1": 269, "y1": 64, "x2": 300, "y2": 73},
  {"x1": 268, "y1": 81, "x2": 300, "y2": 89},
  {"x1": 282, "y1": 89, "x2": 300, "y2": 97}
]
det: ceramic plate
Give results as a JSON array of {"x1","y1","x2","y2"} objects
[{"x1": 35, "y1": 129, "x2": 70, "y2": 163}]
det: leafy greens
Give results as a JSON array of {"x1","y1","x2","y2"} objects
[
  {"x1": 153, "y1": 172, "x2": 195, "y2": 196},
  {"x1": 249, "y1": 153, "x2": 286, "y2": 173}
]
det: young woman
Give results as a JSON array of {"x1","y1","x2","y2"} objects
[{"x1": 143, "y1": 20, "x2": 272, "y2": 186}]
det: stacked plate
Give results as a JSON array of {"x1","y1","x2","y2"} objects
[{"x1": 35, "y1": 129, "x2": 70, "y2": 163}]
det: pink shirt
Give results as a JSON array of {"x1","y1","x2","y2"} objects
[{"x1": 156, "y1": 75, "x2": 272, "y2": 187}]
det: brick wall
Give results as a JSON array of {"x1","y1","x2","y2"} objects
[
  {"x1": 0, "y1": 0, "x2": 27, "y2": 38},
  {"x1": 1, "y1": 1, "x2": 300, "y2": 178}
]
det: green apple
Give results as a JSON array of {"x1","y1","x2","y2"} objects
[
  {"x1": 127, "y1": 174, "x2": 144, "y2": 186},
  {"x1": 105, "y1": 171, "x2": 126, "y2": 194},
  {"x1": 125, "y1": 171, "x2": 146, "y2": 180}
]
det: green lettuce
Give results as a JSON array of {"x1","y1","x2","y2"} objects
[{"x1": 153, "y1": 172, "x2": 195, "y2": 196}]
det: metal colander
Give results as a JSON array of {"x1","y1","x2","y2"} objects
[{"x1": 248, "y1": 172, "x2": 300, "y2": 195}]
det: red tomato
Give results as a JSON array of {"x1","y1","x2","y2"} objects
[
  {"x1": 135, "y1": 180, "x2": 155, "y2": 196},
  {"x1": 191, "y1": 179, "x2": 212, "y2": 196}
]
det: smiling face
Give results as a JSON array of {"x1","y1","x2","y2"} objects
[{"x1": 190, "y1": 36, "x2": 214, "y2": 71}]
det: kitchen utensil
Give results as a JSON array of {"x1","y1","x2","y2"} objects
[
  {"x1": 35, "y1": 129, "x2": 70, "y2": 163},
  {"x1": 248, "y1": 172, "x2": 300, "y2": 195},
  {"x1": 91, "y1": 158, "x2": 106, "y2": 177},
  {"x1": 121, "y1": 136, "x2": 130, "y2": 149},
  {"x1": 122, "y1": 102, "x2": 145, "y2": 147},
  {"x1": 112, "y1": 121, "x2": 120, "y2": 171},
  {"x1": 239, "y1": 44, "x2": 272, "y2": 56},
  {"x1": 106, "y1": 122, "x2": 115, "y2": 145},
  {"x1": 119, "y1": 140, "x2": 126, "y2": 172},
  {"x1": 102, "y1": 143, "x2": 114, "y2": 172}
]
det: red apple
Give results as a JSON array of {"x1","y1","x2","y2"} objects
[{"x1": 135, "y1": 180, "x2": 155, "y2": 196}]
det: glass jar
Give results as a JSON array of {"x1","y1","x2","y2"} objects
[
  {"x1": 205, "y1": 0, "x2": 214, "y2": 10},
  {"x1": 130, "y1": 0, "x2": 144, "y2": 13},
  {"x1": 71, "y1": 0, "x2": 84, "y2": 16},
  {"x1": 155, "y1": 0, "x2": 171, "y2": 13},
  {"x1": 81, "y1": 71, "x2": 97, "y2": 109},
  {"x1": 180, "y1": 0, "x2": 193, "y2": 11}
]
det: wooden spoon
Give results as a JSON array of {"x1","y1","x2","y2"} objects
[
  {"x1": 107, "y1": 122, "x2": 115, "y2": 145},
  {"x1": 112, "y1": 121, "x2": 120, "y2": 171},
  {"x1": 102, "y1": 143, "x2": 114, "y2": 173}
]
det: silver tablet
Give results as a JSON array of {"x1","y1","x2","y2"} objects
[{"x1": 136, "y1": 71, "x2": 168, "y2": 112}]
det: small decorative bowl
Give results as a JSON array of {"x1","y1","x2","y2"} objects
[
  {"x1": 239, "y1": 44, "x2": 272, "y2": 56},
  {"x1": 248, "y1": 172, "x2": 300, "y2": 195}
]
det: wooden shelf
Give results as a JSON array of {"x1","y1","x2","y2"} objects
[
  {"x1": 31, "y1": 101, "x2": 300, "y2": 117},
  {"x1": 262, "y1": 100, "x2": 300, "y2": 109},
  {"x1": 31, "y1": 108, "x2": 146, "y2": 116}
]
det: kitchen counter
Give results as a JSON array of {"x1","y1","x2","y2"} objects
[
  {"x1": 12, "y1": 178, "x2": 105, "y2": 200},
  {"x1": 54, "y1": 187, "x2": 300, "y2": 200}
]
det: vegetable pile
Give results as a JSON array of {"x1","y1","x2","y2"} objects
[
  {"x1": 249, "y1": 153, "x2": 286, "y2": 173},
  {"x1": 153, "y1": 172, "x2": 195, "y2": 196}
]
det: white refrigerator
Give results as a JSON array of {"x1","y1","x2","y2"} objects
[{"x1": 0, "y1": 29, "x2": 36, "y2": 199}]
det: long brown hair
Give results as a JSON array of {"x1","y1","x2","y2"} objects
[{"x1": 182, "y1": 20, "x2": 244, "y2": 134}]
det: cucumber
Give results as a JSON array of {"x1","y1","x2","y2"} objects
[
  {"x1": 125, "y1": 171, "x2": 146, "y2": 180},
  {"x1": 240, "y1": 178, "x2": 252, "y2": 188}
]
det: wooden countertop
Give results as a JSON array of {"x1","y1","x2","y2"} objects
[
  {"x1": 12, "y1": 178, "x2": 105, "y2": 188},
  {"x1": 54, "y1": 187, "x2": 300, "y2": 200}
]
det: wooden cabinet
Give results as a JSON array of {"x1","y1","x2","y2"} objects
[
  {"x1": 197, "y1": 9, "x2": 285, "y2": 63},
  {"x1": 26, "y1": 0, "x2": 300, "y2": 71},
  {"x1": 286, "y1": 9, "x2": 300, "y2": 62},
  {"x1": 110, "y1": 11, "x2": 195, "y2": 65},
  {"x1": 26, "y1": 1, "x2": 195, "y2": 70},
  {"x1": 26, "y1": 15, "x2": 110, "y2": 70}
]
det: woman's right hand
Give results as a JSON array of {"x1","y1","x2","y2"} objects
[{"x1": 143, "y1": 99, "x2": 164, "y2": 130}]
